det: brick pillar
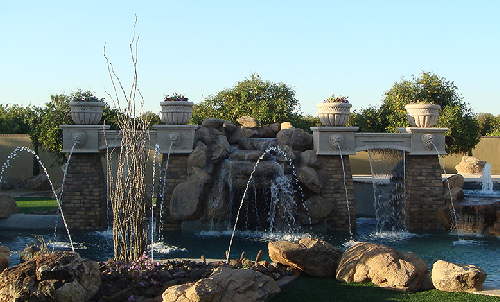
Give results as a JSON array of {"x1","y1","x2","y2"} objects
[
  {"x1": 405, "y1": 155, "x2": 445, "y2": 230},
  {"x1": 317, "y1": 155, "x2": 356, "y2": 231},
  {"x1": 62, "y1": 153, "x2": 107, "y2": 230},
  {"x1": 158, "y1": 154, "x2": 189, "y2": 231}
]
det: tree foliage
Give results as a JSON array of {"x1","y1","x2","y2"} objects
[
  {"x1": 354, "y1": 71, "x2": 480, "y2": 154},
  {"x1": 191, "y1": 74, "x2": 302, "y2": 126},
  {"x1": 477, "y1": 113, "x2": 500, "y2": 136}
]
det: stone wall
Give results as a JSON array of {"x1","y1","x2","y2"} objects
[
  {"x1": 317, "y1": 155, "x2": 356, "y2": 231},
  {"x1": 159, "y1": 154, "x2": 189, "y2": 230},
  {"x1": 405, "y1": 155, "x2": 445, "y2": 230},
  {"x1": 62, "y1": 153, "x2": 107, "y2": 230}
]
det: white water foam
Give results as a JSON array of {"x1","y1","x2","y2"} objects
[{"x1": 148, "y1": 242, "x2": 187, "y2": 254}]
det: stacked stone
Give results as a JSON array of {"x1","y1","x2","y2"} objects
[
  {"x1": 405, "y1": 155, "x2": 445, "y2": 230},
  {"x1": 62, "y1": 153, "x2": 107, "y2": 230},
  {"x1": 317, "y1": 155, "x2": 356, "y2": 231}
]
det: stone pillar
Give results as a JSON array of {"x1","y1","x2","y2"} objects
[
  {"x1": 405, "y1": 154, "x2": 445, "y2": 230},
  {"x1": 158, "y1": 154, "x2": 189, "y2": 231},
  {"x1": 317, "y1": 155, "x2": 356, "y2": 231},
  {"x1": 62, "y1": 153, "x2": 107, "y2": 230}
]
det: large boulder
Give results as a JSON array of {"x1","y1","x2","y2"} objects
[
  {"x1": 24, "y1": 173, "x2": 51, "y2": 191},
  {"x1": 299, "y1": 150, "x2": 321, "y2": 169},
  {"x1": 336, "y1": 242, "x2": 429, "y2": 292},
  {"x1": 296, "y1": 166, "x2": 322, "y2": 194},
  {"x1": 455, "y1": 156, "x2": 486, "y2": 175},
  {"x1": 431, "y1": 260, "x2": 487, "y2": 292},
  {"x1": 0, "y1": 195, "x2": 18, "y2": 218},
  {"x1": 162, "y1": 266, "x2": 280, "y2": 302},
  {"x1": 0, "y1": 176, "x2": 24, "y2": 190},
  {"x1": 0, "y1": 251, "x2": 101, "y2": 302},
  {"x1": 443, "y1": 174, "x2": 464, "y2": 203},
  {"x1": 211, "y1": 135, "x2": 231, "y2": 163},
  {"x1": 170, "y1": 175, "x2": 205, "y2": 221},
  {"x1": 0, "y1": 246, "x2": 9, "y2": 273},
  {"x1": 268, "y1": 238, "x2": 343, "y2": 278},
  {"x1": 298, "y1": 195, "x2": 334, "y2": 225},
  {"x1": 276, "y1": 128, "x2": 313, "y2": 152},
  {"x1": 237, "y1": 116, "x2": 260, "y2": 128}
]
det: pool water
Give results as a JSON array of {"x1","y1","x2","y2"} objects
[{"x1": 1, "y1": 218, "x2": 499, "y2": 287}]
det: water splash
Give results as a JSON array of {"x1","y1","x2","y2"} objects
[
  {"x1": 226, "y1": 146, "x2": 306, "y2": 262},
  {"x1": 480, "y1": 163, "x2": 494, "y2": 194},
  {"x1": 0, "y1": 146, "x2": 75, "y2": 252}
]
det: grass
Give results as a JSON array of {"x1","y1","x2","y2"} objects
[
  {"x1": 14, "y1": 197, "x2": 59, "y2": 213},
  {"x1": 270, "y1": 276, "x2": 497, "y2": 302}
]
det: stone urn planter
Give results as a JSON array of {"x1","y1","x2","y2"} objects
[
  {"x1": 160, "y1": 101, "x2": 194, "y2": 125},
  {"x1": 69, "y1": 101, "x2": 105, "y2": 125},
  {"x1": 317, "y1": 102, "x2": 352, "y2": 126},
  {"x1": 405, "y1": 103, "x2": 441, "y2": 128}
]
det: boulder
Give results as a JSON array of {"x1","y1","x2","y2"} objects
[
  {"x1": 299, "y1": 150, "x2": 321, "y2": 169},
  {"x1": 336, "y1": 242, "x2": 429, "y2": 292},
  {"x1": 431, "y1": 260, "x2": 487, "y2": 292},
  {"x1": 162, "y1": 266, "x2": 280, "y2": 302},
  {"x1": 195, "y1": 126, "x2": 212, "y2": 146},
  {"x1": 280, "y1": 122, "x2": 293, "y2": 130},
  {"x1": 211, "y1": 135, "x2": 231, "y2": 163},
  {"x1": 455, "y1": 156, "x2": 486, "y2": 175},
  {"x1": 222, "y1": 120, "x2": 237, "y2": 133},
  {"x1": 202, "y1": 118, "x2": 226, "y2": 128},
  {"x1": 0, "y1": 195, "x2": 18, "y2": 218},
  {"x1": 188, "y1": 142, "x2": 208, "y2": 173},
  {"x1": 296, "y1": 166, "x2": 322, "y2": 194},
  {"x1": 0, "y1": 251, "x2": 101, "y2": 302},
  {"x1": 260, "y1": 125, "x2": 276, "y2": 138},
  {"x1": 443, "y1": 174, "x2": 465, "y2": 203},
  {"x1": 0, "y1": 176, "x2": 24, "y2": 190},
  {"x1": 0, "y1": 246, "x2": 9, "y2": 273},
  {"x1": 298, "y1": 195, "x2": 334, "y2": 225},
  {"x1": 276, "y1": 128, "x2": 313, "y2": 152},
  {"x1": 269, "y1": 123, "x2": 281, "y2": 134},
  {"x1": 237, "y1": 116, "x2": 260, "y2": 128},
  {"x1": 227, "y1": 127, "x2": 261, "y2": 144},
  {"x1": 24, "y1": 173, "x2": 51, "y2": 191},
  {"x1": 170, "y1": 175, "x2": 205, "y2": 221},
  {"x1": 268, "y1": 238, "x2": 343, "y2": 278}
]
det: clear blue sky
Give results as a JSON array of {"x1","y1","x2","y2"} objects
[{"x1": 1, "y1": 0, "x2": 499, "y2": 117}]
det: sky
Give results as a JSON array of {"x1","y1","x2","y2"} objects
[{"x1": 1, "y1": 0, "x2": 499, "y2": 117}]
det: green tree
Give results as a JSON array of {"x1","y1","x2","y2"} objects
[
  {"x1": 377, "y1": 71, "x2": 480, "y2": 154},
  {"x1": 348, "y1": 106, "x2": 389, "y2": 133},
  {"x1": 191, "y1": 73, "x2": 302, "y2": 126},
  {"x1": 477, "y1": 113, "x2": 500, "y2": 136},
  {"x1": 0, "y1": 104, "x2": 32, "y2": 134}
]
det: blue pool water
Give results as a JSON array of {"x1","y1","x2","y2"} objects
[{"x1": 1, "y1": 218, "x2": 499, "y2": 287}]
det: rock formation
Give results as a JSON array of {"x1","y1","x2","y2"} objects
[
  {"x1": 0, "y1": 251, "x2": 101, "y2": 302},
  {"x1": 336, "y1": 242, "x2": 430, "y2": 292},
  {"x1": 431, "y1": 260, "x2": 487, "y2": 292},
  {"x1": 0, "y1": 194, "x2": 18, "y2": 218},
  {"x1": 162, "y1": 266, "x2": 280, "y2": 302},
  {"x1": 268, "y1": 238, "x2": 343, "y2": 278}
]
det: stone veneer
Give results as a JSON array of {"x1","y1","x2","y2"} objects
[
  {"x1": 317, "y1": 155, "x2": 356, "y2": 232},
  {"x1": 159, "y1": 154, "x2": 188, "y2": 231},
  {"x1": 61, "y1": 153, "x2": 107, "y2": 230},
  {"x1": 405, "y1": 155, "x2": 445, "y2": 230}
]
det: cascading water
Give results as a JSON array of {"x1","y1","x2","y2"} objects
[
  {"x1": 367, "y1": 149, "x2": 407, "y2": 233},
  {"x1": 0, "y1": 146, "x2": 75, "y2": 252},
  {"x1": 225, "y1": 145, "x2": 307, "y2": 262}
]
